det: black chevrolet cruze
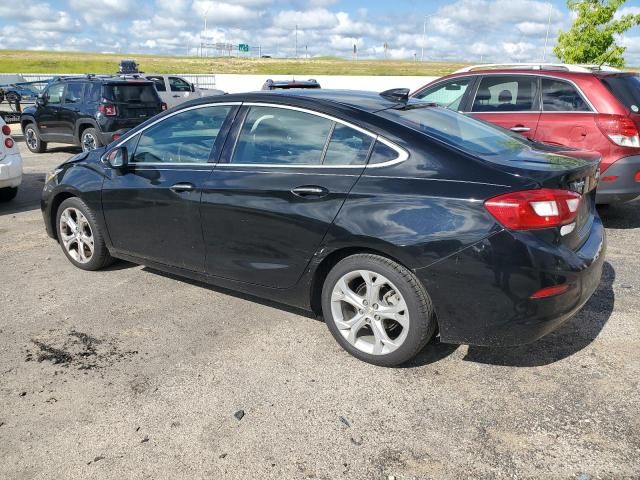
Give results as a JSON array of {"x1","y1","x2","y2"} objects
[{"x1": 41, "y1": 89, "x2": 606, "y2": 366}]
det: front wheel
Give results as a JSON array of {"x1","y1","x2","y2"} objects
[
  {"x1": 55, "y1": 197, "x2": 114, "y2": 271},
  {"x1": 24, "y1": 124, "x2": 47, "y2": 153},
  {"x1": 321, "y1": 254, "x2": 437, "y2": 367}
]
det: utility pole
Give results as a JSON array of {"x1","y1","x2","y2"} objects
[
  {"x1": 421, "y1": 15, "x2": 435, "y2": 61},
  {"x1": 295, "y1": 24, "x2": 298, "y2": 59}
]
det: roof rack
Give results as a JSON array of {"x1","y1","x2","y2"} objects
[{"x1": 453, "y1": 63, "x2": 622, "y2": 74}]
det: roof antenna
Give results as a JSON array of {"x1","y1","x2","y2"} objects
[{"x1": 380, "y1": 88, "x2": 410, "y2": 103}]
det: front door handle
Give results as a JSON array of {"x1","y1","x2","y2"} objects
[
  {"x1": 170, "y1": 182, "x2": 195, "y2": 192},
  {"x1": 510, "y1": 125, "x2": 531, "y2": 133},
  {"x1": 291, "y1": 186, "x2": 329, "y2": 198}
]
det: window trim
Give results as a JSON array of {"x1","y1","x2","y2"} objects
[
  {"x1": 467, "y1": 73, "x2": 596, "y2": 114},
  {"x1": 221, "y1": 102, "x2": 408, "y2": 169},
  {"x1": 105, "y1": 102, "x2": 242, "y2": 167}
]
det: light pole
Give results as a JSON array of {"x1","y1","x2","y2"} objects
[
  {"x1": 542, "y1": 4, "x2": 552, "y2": 62},
  {"x1": 202, "y1": 5, "x2": 211, "y2": 57},
  {"x1": 421, "y1": 14, "x2": 436, "y2": 62},
  {"x1": 295, "y1": 24, "x2": 298, "y2": 59}
]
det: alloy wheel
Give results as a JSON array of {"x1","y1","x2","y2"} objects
[
  {"x1": 25, "y1": 128, "x2": 38, "y2": 150},
  {"x1": 82, "y1": 132, "x2": 97, "y2": 152},
  {"x1": 330, "y1": 269, "x2": 410, "y2": 355},
  {"x1": 59, "y1": 207, "x2": 95, "y2": 264}
]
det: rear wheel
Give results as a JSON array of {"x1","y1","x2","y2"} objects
[
  {"x1": 0, "y1": 187, "x2": 18, "y2": 202},
  {"x1": 321, "y1": 254, "x2": 436, "y2": 367},
  {"x1": 55, "y1": 197, "x2": 114, "y2": 271},
  {"x1": 24, "y1": 124, "x2": 47, "y2": 153},
  {"x1": 81, "y1": 128, "x2": 102, "y2": 152}
]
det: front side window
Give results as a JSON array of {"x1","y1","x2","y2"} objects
[
  {"x1": 541, "y1": 79, "x2": 590, "y2": 112},
  {"x1": 231, "y1": 106, "x2": 333, "y2": 165},
  {"x1": 132, "y1": 105, "x2": 232, "y2": 164},
  {"x1": 64, "y1": 83, "x2": 85, "y2": 104},
  {"x1": 414, "y1": 78, "x2": 471, "y2": 110},
  {"x1": 471, "y1": 76, "x2": 538, "y2": 112},
  {"x1": 169, "y1": 77, "x2": 192, "y2": 92},
  {"x1": 323, "y1": 123, "x2": 373, "y2": 165},
  {"x1": 45, "y1": 83, "x2": 65, "y2": 105}
]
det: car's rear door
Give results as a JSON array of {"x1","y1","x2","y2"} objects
[
  {"x1": 101, "y1": 103, "x2": 238, "y2": 271},
  {"x1": 145, "y1": 75, "x2": 170, "y2": 105},
  {"x1": 200, "y1": 103, "x2": 375, "y2": 288},
  {"x1": 533, "y1": 77, "x2": 602, "y2": 150},
  {"x1": 468, "y1": 74, "x2": 541, "y2": 140}
]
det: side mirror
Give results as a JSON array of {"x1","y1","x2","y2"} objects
[
  {"x1": 36, "y1": 94, "x2": 46, "y2": 106},
  {"x1": 190, "y1": 83, "x2": 196, "y2": 93},
  {"x1": 104, "y1": 146, "x2": 128, "y2": 168}
]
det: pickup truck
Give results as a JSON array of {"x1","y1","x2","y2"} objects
[{"x1": 144, "y1": 74, "x2": 225, "y2": 108}]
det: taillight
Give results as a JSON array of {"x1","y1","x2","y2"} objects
[
  {"x1": 601, "y1": 175, "x2": 618, "y2": 182},
  {"x1": 1, "y1": 124, "x2": 10, "y2": 136},
  {"x1": 484, "y1": 189, "x2": 582, "y2": 230},
  {"x1": 5, "y1": 137, "x2": 14, "y2": 148},
  {"x1": 161, "y1": 102, "x2": 168, "y2": 111},
  {"x1": 635, "y1": 171, "x2": 640, "y2": 182},
  {"x1": 530, "y1": 284, "x2": 571, "y2": 299},
  {"x1": 596, "y1": 114, "x2": 640, "y2": 148},
  {"x1": 98, "y1": 104, "x2": 117, "y2": 116},
  {"x1": 112, "y1": 133, "x2": 121, "y2": 141}
]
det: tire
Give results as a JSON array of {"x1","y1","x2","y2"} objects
[
  {"x1": 0, "y1": 187, "x2": 18, "y2": 202},
  {"x1": 24, "y1": 123, "x2": 47, "y2": 153},
  {"x1": 80, "y1": 128, "x2": 103, "y2": 152},
  {"x1": 321, "y1": 254, "x2": 437, "y2": 367},
  {"x1": 55, "y1": 197, "x2": 114, "y2": 271}
]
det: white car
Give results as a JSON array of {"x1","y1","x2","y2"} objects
[
  {"x1": 0, "y1": 117, "x2": 22, "y2": 201},
  {"x1": 144, "y1": 74, "x2": 225, "y2": 108}
]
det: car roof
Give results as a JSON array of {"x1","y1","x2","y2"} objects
[{"x1": 184, "y1": 89, "x2": 424, "y2": 113}]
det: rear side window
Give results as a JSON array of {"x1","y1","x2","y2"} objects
[
  {"x1": 104, "y1": 84, "x2": 159, "y2": 103},
  {"x1": 231, "y1": 106, "x2": 333, "y2": 165},
  {"x1": 541, "y1": 79, "x2": 590, "y2": 111},
  {"x1": 472, "y1": 76, "x2": 538, "y2": 112},
  {"x1": 368, "y1": 141, "x2": 399, "y2": 165},
  {"x1": 147, "y1": 76, "x2": 166, "y2": 92},
  {"x1": 323, "y1": 124, "x2": 373, "y2": 166},
  {"x1": 414, "y1": 78, "x2": 471, "y2": 110},
  {"x1": 601, "y1": 75, "x2": 640, "y2": 112},
  {"x1": 132, "y1": 106, "x2": 231, "y2": 164}
]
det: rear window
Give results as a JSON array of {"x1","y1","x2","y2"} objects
[
  {"x1": 381, "y1": 105, "x2": 531, "y2": 157},
  {"x1": 601, "y1": 75, "x2": 640, "y2": 112},
  {"x1": 103, "y1": 83, "x2": 159, "y2": 103}
]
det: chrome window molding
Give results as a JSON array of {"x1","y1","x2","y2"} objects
[{"x1": 467, "y1": 73, "x2": 597, "y2": 113}]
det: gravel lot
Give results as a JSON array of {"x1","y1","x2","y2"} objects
[{"x1": 1, "y1": 141, "x2": 639, "y2": 479}]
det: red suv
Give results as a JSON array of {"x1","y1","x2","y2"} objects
[{"x1": 412, "y1": 64, "x2": 640, "y2": 204}]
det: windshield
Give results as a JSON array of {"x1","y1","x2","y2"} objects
[
  {"x1": 380, "y1": 105, "x2": 531, "y2": 156},
  {"x1": 103, "y1": 83, "x2": 159, "y2": 103},
  {"x1": 601, "y1": 75, "x2": 640, "y2": 112}
]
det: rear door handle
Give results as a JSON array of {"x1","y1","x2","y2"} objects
[
  {"x1": 291, "y1": 186, "x2": 329, "y2": 198},
  {"x1": 170, "y1": 182, "x2": 195, "y2": 192},
  {"x1": 510, "y1": 126, "x2": 531, "y2": 133}
]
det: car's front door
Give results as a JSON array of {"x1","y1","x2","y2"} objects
[
  {"x1": 201, "y1": 104, "x2": 376, "y2": 288},
  {"x1": 468, "y1": 75, "x2": 541, "y2": 140},
  {"x1": 101, "y1": 104, "x2": 237, "y2": 271},
  {"x1": 37, "y1": 83, "x2": 68, "y2": 139},
  {"x1": 412, "y1": 77, "x2": 475, "y2": 111},
  {"x1": 167, "y1": 76, "x2": 195, "y2": 107}
]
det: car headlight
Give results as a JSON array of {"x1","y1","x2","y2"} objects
[{"x1": 45, "y1": 168, "x2": 63, "y2": 184}]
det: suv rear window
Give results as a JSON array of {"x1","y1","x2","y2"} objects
[
  {"x1": 103, "y1": 83, "x2": 159, "y2": 103},
  {"x1": 601, "y1": 75, "x2": 640, "y2": 112}
]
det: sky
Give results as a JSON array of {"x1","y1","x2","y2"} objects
[{"x1": 0, "y1": 0, "x2": 639, "y2": 64}]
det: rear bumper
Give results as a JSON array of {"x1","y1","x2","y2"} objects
[
  {"x1": 416, "y1": 218, "x2": 606, "y2": 347},
  {"x1": 596, "y1": 155, "x2": 640, "y2": 204},
  {"x1": 0, "y1": 151, "x2": 23, "y2": 189}
]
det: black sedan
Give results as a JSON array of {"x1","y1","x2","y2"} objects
[{"x1": 41, "y1": 89, "x2": 605, "y2": 366}]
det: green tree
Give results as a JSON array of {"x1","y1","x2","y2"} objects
[{"x1": 554, "y1": 0, "x2": 640, "y2": 67}]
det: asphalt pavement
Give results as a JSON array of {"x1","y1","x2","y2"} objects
[{"x1": 1, "y1": 142, "x2": 638, "y2": 479}]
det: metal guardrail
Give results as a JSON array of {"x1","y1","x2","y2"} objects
[{"x1": 19, "y1": 73, "x2": 219, "y2": 90}]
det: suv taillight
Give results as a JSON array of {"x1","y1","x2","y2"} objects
[
  {"x1": 484, "y1": 189, "x2": 582, "y2": 230},
  {"x1": 2, "y1": 125, "x2": 10, "y2": 136},
  {"x1": 98, "y1": 104, "x2": 117, "y2": 116},
  {"x1": 161, "y1": 102, "x2": 168, "y2": 111},
  {"x1": 596, "y1": 114, "x2": 640, "y2": 148}
]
